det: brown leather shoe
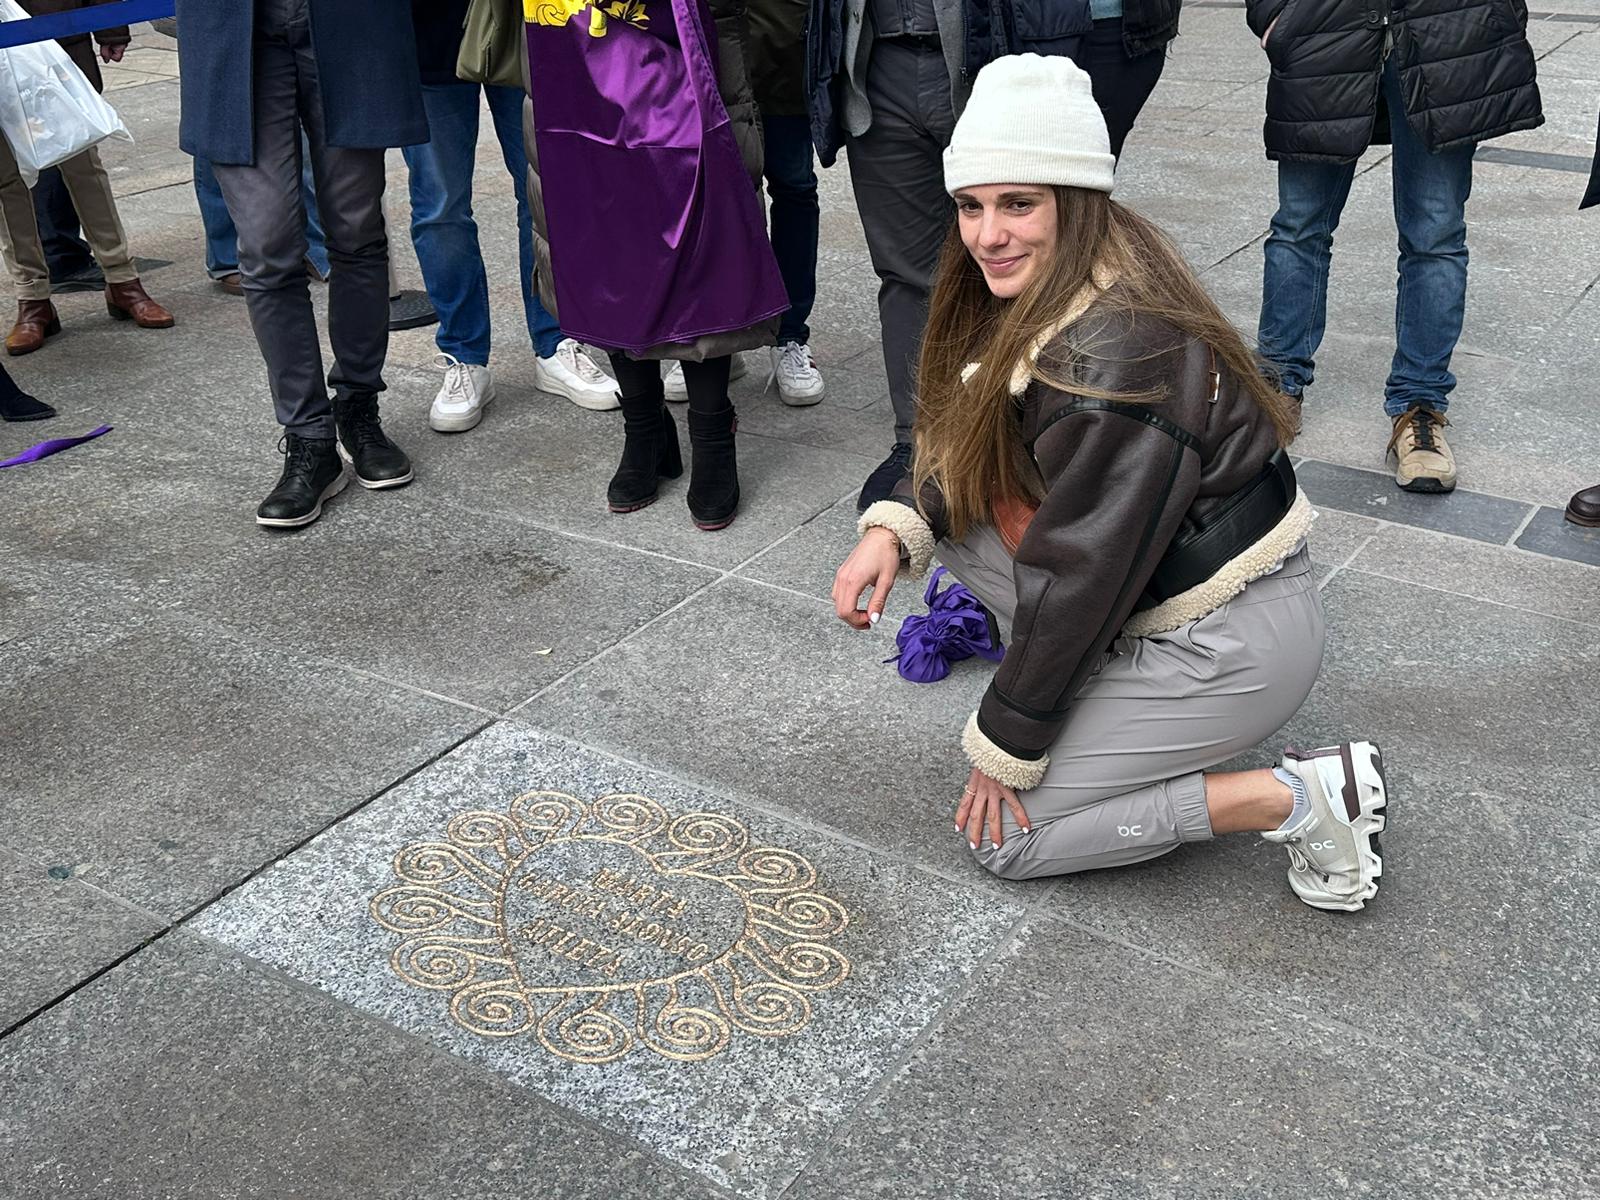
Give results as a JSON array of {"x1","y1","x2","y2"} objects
[
  {"x1": 6, "y1": 299, "x2": 61, "y2": 356},
  {"x1": 105, "y1": 278, "x2": 175, "y2": 328},
  {"x1": 214, "y1": 272, "x2": 244, "y2": 297},
  {"x1": 1566, "y1": 484, "x2": 1600, "y2": 528}
]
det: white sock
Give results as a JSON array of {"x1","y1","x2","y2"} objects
[{"x1": 1273, "y1": 767, "x2": 1312, "y2": 830}]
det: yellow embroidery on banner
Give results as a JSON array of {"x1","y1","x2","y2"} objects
[{"x1": 526, "y1": 0, "x2": 647, "y2": 36}]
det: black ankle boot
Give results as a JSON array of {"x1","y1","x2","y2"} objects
[
  {"x1": 0, "y1": 366, "x2": 53, "y2": 422},
  {"x1": 686, "y1": 406, "x2": 739, "y2": 531},
  {"x1": 257, "y1": 433, "x2": 347, "y2": 529},
  {"x1": 333, "y1": 393, "x2": 413, "y2": 489},
  {"x1": 608, "y1": 398, "x2": 683, "y2": 513}
]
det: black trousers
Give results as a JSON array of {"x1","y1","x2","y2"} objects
[
  {"x1": 1075, "y1": 19, "x2": 1168, "y2": 158},
  {"x1": 32, "y1": 167, "x2": 95, "y2": 280}
]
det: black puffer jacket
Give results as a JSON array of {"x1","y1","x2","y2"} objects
[{"x1": 1245, "y1": 0, "x2": 1542, "y2": 162}]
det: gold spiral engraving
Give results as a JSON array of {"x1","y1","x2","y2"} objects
[{"x1": 369, "y1": 791, "x2": 852, "y2": 1064}]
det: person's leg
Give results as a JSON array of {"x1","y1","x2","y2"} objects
[
  {"x1": 1074, "y1": 19, "x2": 1166, "y2": 158},
  {"x1": 1384, "y1": 58, "x2": 1473, "y2": 419},
  {"x1": 298, "y1": 131, "x2": 331, "y2": 280},
  {"x1": 605, "y1": 352, "x2": 683, "y2": 512},
  {"x1": 484, "y1": 83, "x2": 560, "y2": 357},
  {"x1": 192, "y1": 156, "x2": 241, "y2": 279},
  {"x1": 0, "y1": 135, "x2": 56, "y2": 305},
  {"x1": 54, "y1": 147, "x2": 137, "y2": 285},
  {"x1": 848, "y1": 41, "x2": 957, "y2": 503},
  {"x1": 32, "y1": 166, "x2": 95, "y2": 279},
  {"x1": 762, "y1": 112, "x2": 820, "y2": 348},
  {"x1": 1257, "y1": 157, "x2": 1357, "y2": 400},
  {"x1": 403, "y1": 82, "x2": 490, "y2": 365},
  {"x1": 683, "y1": 357, "x2": 739, "y2": 530}
]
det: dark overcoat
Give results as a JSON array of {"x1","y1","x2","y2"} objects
[{"x1": 175, "y1": 0, "x2": 428, "y2": 165}]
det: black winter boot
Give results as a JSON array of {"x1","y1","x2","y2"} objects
[
  {"x1": 686, "y1": 406, "x2": 739, "y2": 531},
  {"x1": 257, "y1": 433, "x2": 347, "y2": 529},
  {"x1": 0, "y1": 364, "x2": 53, "y2": 421},
  {"x1": 333, "y1": 393, "x2": 413, "y2": 489},
  {"x1": 608, "y1": 396, "x2": 683, "y2": 513}
]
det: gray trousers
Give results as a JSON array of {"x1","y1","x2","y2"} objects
[
  {"x1": 211, "y1": 0, "x2": 390, "y2": 437},
  {"x1": 937, "y1": 527, "x2": 1326, "y2": 880},
  {"x1": 846, "y1": 39, "x2": 956, "y2": 445}
]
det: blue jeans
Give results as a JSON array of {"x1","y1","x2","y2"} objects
[
  {"x1": 193, "y1": 147, "x2": 330, "y2": 280},
  {"x1": 762, "y1": 113, "x2": 819, "y2": 347},
  {"x1": 1258, "y1": 57, "x2": 1474, "y2": 416},
  {"x1": 402, "y1": 82, "x2": 561, "y2": 364}
]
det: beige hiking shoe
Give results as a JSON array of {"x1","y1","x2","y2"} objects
[{"x1": 1387, "y1": 407, "x2": 1456, "y2": 493}]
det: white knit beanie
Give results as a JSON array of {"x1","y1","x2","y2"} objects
[{"x1": 943, "y1": 55, "x2": 1115, "y2": 196}]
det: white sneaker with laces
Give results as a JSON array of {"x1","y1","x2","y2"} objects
[
  {"x1": 769, "y1": 341, "x2": 825, "y2": 406},
  {"x1": 1262, "y1": 741, "x2": 1389, "y2": 912},
  {"x1": 429, "y1": 353, "x2": 494, "y2": 433},
  {"x1": 663, "y1": 353, "x2": 748, "y2": 402},
  {"x1": 534, "y1": 338, "x2": 619, "y2": 411}
]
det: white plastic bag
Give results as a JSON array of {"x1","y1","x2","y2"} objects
[{"x1": 0, "y1": 0, "x2": 131, "y2": 186}]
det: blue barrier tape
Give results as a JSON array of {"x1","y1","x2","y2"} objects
[{"x1": 0, "y1": 0, "x2": 175, "y2": 50}]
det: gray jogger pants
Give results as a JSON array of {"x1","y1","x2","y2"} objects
[{"x1": 936, "y1": 525, "x2": 1327, "y2": 880}]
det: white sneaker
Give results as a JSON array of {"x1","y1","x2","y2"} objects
[
  {"x1": 663, "y1": 353, "x2": 748, "y2": 403},
  {"x1": 1262, "y1": 741, "x2": 1389, "y2": 912},
  {"x1": 429, "y1": 353, "x2": 494, "y2": 433},
  {"x1": 534, "y1": 338, "x2": 619, "y2": 411},
  {"x1": 770, "y1": 341, "x2": 825, "y2": 406}
]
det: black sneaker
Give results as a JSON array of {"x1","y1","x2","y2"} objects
[
  {"x1": 333, "y1": 393, "x2": 414, "y2": 489},
  {"x1": 856, "y1": 441, "x2": 913, "y2": 512},
  {"x1": 257, "y1": 433, "x2": 348, "y2": 528}
]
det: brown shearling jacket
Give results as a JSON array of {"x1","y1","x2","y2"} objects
[{"x1": 865, "y1": 294, "x2": 1310, "y2": 789}]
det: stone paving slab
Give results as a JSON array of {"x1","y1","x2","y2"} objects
[
  {"x1": 189, "y1": 721, "x2": 1022, "y2": 1197},
  {"x1": 0, "y1": 619, "x2": 485, "y2": 919},
  {"x1": 784, "y1": 921, "x2": 1600, "y2": 1200},
  {"x1": 526, "y1": 575, "x2": 1007, "y2": 891},
  {"x1": 0, "y1": 934, "x2": 721, "y2": 1200},
  {"x1": 0, "y1": 848, "x2": 161, "y2": 1032}
]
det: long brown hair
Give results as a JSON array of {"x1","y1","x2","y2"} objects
[{"x1": 913, "y1": 186, "x2": 1297, "y2": 540}]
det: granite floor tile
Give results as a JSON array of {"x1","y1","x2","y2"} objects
[
  {"x1": 0, "y1": 848, "x2": 163, "y2": 1031},
  {"x1": 1352, "y1": 519, "x2": 1600, "y2": 623},
  {"x1": 526, "y1": 575, "x2": 1006, "y2": 889},
  {"x1": 784, "y1": 922, "x2": 1600, "y2": 1200},
  {"x1": 1304, "y1": 506, "x2": 1380, "y2": 582},
  {"x1": 1296, "y1": 458, "x2": 1534, "y2": 542},
  {"x1": 1517, "y1": 504, "x2": 1600, "y2": 567},
  {"x1": 0, "y1": 619, "x2": 484, "y2": 918},
  {"x1": 176, "y1": 497, "x2": 716, "y2": 711},
  {"x1": 0, "y1": 935, "x2": 719, "y2": 1200},
  {"x1": 1295, "y1": 569, "x2": 1599, "y2": 812},
  {"x1": 189, "y1": 722, "x2": 1024, "y2": 1197}
]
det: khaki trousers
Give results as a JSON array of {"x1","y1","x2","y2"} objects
[{"x1": 0, "y1": 140, "x2": 136, "y2": 301}]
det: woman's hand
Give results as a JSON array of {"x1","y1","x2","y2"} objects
[
  {"x1": 832, "y1": 527, "x2": 901, "y2": 630},
  {"x1": 955, "y1": 767, "x2": 1031, "y2": 850}
]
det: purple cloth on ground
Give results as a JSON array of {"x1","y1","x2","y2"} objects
[
  {"x1": 0, "y1": 424, "x2": 110, "y2": 468},
  {"x1": 526, "y1": 0, "x2": 789, "y2": 353},
  {"x1": 887, "y1": 567, "x2": 1005, "y2": 683}
]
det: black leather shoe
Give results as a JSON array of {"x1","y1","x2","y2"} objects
[
  {"x1": 686, "y1": 406, "x2": 739, "y2": 531},
  {"x1": 608, "y1": 399, "x2": 683, "y2": 513},
  {"x1": 856, "y1": 442, "x2": 913, "y2": 512},
  {"x1": 257, "y1": 433, "x2": 347, "y2": 528},
  {"x1": 1566, "y1": 484, "x2": 1600, "y2": 528},
  {"x1": 333, "y1": 393, "x2": 413, "y2": 489}
]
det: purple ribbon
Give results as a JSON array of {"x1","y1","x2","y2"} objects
[
  {"x1": 886, "y1": 567, "x2": 1005, "y2": 683},
  {"x1": 0, "y1": 424, "x2": 111, "y2": 468}
]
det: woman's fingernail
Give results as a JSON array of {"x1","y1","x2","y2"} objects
[
  {"x1": 868, "y1": 611, "x2": 880, "y2": 626},
  {"x1": 968, "y1": 840, "x2": 977, "y2": 850}
]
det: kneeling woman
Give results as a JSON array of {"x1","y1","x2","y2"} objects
[{"x1": 832, "y1": 56, "x2": 1388, "y2": 912}]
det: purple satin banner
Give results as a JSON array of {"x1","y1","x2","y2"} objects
[
  {"x1": 527, "y1": 0, "x2": 788, "y2": 353},
  {"x1": 886, "y1": 567, "x2": 1005, "y2": 684},
  {"x1": 0, "y1": 424, "x2": 111, "y2": 468}
]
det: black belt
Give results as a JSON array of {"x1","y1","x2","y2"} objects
[{"x1": 1140, "y1": 449, "x2": 1297, "y2": 608}]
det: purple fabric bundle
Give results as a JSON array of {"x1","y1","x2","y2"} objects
[
  {"x1": 0, "y1": 424, "x2": 110, "y2": 469},
  {"x1": 887, "y1": 567, "x2": 1004, "y2": 683},
  {"x1": 525, "y1": 0, "x2": 789, "y2": 353}
]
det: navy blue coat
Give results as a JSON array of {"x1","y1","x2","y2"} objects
[{"x1": 176, "y1": 0, "x2": 429, "y2": 165}]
